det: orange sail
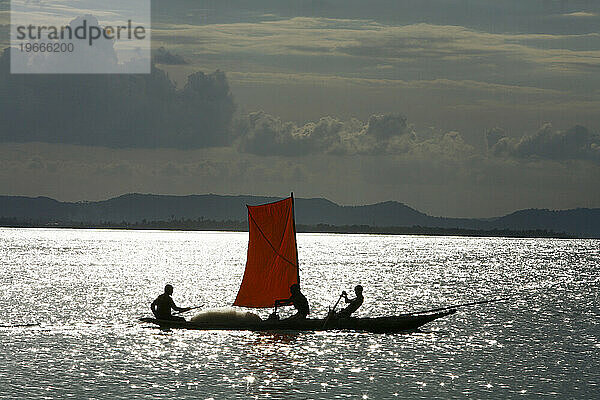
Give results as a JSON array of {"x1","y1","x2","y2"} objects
[{"x1": 233, "y1": 196, "x2": 299, "y2": 308}]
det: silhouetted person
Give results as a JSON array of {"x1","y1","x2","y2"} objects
[
  {"x1": 336, "y1": 285, "x2": 363, "y2": 318},
  {"x1": 274, "y1": 283, "x2": 309, "y2": 320},
  {"x1": 151, "y1": 284, "x2": 191, "y2": 322}
]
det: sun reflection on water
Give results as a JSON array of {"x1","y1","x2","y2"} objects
[{"x1": 0, "y1": 229, "x2": 598, "y2": 398}]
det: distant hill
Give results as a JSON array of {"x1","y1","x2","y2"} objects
[
  {"x1": 0, "y1": 193, "x2": 599, "y2": 238},
  {"x1": 489, "y1": 208, "x2": 600, "y2": 238}
]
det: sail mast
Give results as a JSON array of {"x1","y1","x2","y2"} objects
[{"x1": 291, "y1": 192, "x2": 300, "y2": 284}]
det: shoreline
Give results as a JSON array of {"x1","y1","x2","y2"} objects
[{"x1": 0, "y1": 220, "x2": 578, "y2": 239}]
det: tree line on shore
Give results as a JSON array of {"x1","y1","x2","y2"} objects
[{"x1": 0, "y1": 216, "x2": 573, "y2": 239}]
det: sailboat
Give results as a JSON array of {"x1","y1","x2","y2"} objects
[{"x1": 141, "y1": 194, "x2": 456, "y2": 333}]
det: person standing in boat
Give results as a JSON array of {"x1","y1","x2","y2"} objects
[
  {"x1": 274, "y1": 283, "x2": 310, "y2": 320},
  {"x1": 336, "y1": 285, "x2": 364, "y2": 318},
  {"x1": 151, "y1": 284, "x2": 191, "y2": 322}
]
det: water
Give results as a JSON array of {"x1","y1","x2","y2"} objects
[{"x1": 0, "y1": 228, "x2": 598, "y2": 399}]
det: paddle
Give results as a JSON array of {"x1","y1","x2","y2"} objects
[
  {"x1": 322, "y1": 293, "x2": 345, "y2": 329},
  {"x1": 174, "y1": 305, "x2": 204, "y2": 315},
  {"x1": 406, "y1": 297, "x2": 509, "y2": 316}
]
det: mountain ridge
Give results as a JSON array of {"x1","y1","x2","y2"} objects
[{"x1": 1, "y1": 193, "x2": 598, "y2": 237}]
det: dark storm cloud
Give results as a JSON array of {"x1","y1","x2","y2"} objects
[
  {"x1": 153, "y1": 46, "x2": 188, "y2": 65},
  {"x1": 365, "y1": 114, "x2": 408, "y2": 139},
  {"x1": 0, "y1": 48, "x2": 235, "y2": 148},
  {"x1": 491, "y1": 124, "x2": 600, "y2": 163}
]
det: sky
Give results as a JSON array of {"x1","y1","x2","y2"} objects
[{"x1": 1, "y1": 0, "x2": 599, "y2": 217}]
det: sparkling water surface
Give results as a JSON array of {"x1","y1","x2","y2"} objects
[{"x1": 0, "y1": 228, "x2": 598, "y2": 399}]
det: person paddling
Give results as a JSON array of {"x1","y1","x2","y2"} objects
[
  {"x1": 151, "y1": 284, "x2": 191, "y2": 322},
  {"x1": 336, "y1": 285, "x2": 364, "y2": 318},
  {"x1": 274, "y1": 283, "x2": 309, "y2": 320}
]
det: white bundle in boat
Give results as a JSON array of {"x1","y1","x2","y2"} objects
[{"x1": 190, "y1": 308, "x2": 262, "y2": 324}]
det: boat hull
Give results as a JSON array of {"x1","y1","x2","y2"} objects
[{"x1": 139, "y1": 309, "x2": 455, "y2": 333}]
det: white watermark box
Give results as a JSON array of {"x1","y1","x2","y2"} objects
[{"x1": 10, "y1": 0, "x2": 151, "y2": 74}]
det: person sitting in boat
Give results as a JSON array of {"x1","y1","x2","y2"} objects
[
  {"x1": 336, "y1": 285, "x2": 364, "y2": 319},
  {"x1": 274, "y1": 283, "x2": 310, "y2": 320},
  {"x1": 151, "y1": 284, "x2": 191, "y2": 322}
]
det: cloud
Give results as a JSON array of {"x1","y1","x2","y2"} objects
[
  {"x1": 154, "y1": 17, "x2": 600, "y2": 76},
  {"x1": 562, "y1": 12, "x2": 598, "y2": 18},
  {"x1": 226, "y1": 71, "x2": 565, "y2": 96},
  {"x1": 235, "y1": 111, "x2": 477, "y2": 157},
  {"x1": 236, "y1": 108, "x2": 598, "y2": 164},
  {"x1": 236, "y1": 111, "x2": 344, "y2": 156},
  {"x1": 485, "y1": 127, "x2": 507, "y2": 151},
  {"x1": 491, "y1": 124, "x2": 600, "y2": 162},
  {"x1": 365, "y1": 114, "x2": 408, "y2": 139},
  {"x1": 147, "y1": 1, "x2": 600, "y2": 41},
  {"x1": 153, "y1": 46, "x2": 188, "y2": 65},
  {"x1": 152, "y1": 15, "x2": 600, "y2": 132},
  {"x1": 410, "y1": 130, "x2": 475, "y2": 160},
  {"x1": 0, "y1": 48, "x2": 235, "y2": 148}
]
